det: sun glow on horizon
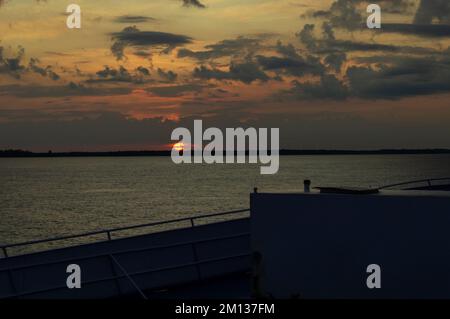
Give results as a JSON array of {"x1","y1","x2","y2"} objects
[{"x1": 173, "y1": 142, "x2": 185, "y2": 152}]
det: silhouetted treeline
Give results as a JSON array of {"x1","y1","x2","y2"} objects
[{"x1": 1, "y1": 149, "x2": 450, "y2": 158}]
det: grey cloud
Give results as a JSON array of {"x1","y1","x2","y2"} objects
[
  {"x1": 256, "y1": 54, "x2": 324, "y2": 77},
  {"x1": 28, "y1": 58, "x2": 60, "y2": 81},
  {"x1": 177, "y1": 36, "x2": 261, "y2": 61},
  {"x1": 297, "y1": 23, "x2": 441, "y2": 55},
  {"x1": 0, "y1": 83, "x2": 132, "y2": 98},
  {"x1": 182, "y1": 0, "x2": 205, "y2": 8},
  {"x1": 1, "y1": 46, "x2": 62, "y2": 81},
  {"x1": 286, "y1": 74, "x2": 349, "y2": 100},
  {"x1": 110, "y1": 26, "x2": 192, "y2": 60},
  {"x1": 0, "y1": 46, "x2": 25, "y2": 78},
  {"x1": 346, "y1": 55, "x2": 450, "y2": 99},
  {"x1": 324, "y1": 52, "x2": 347, "y2": 72},
  {"x1": 114, "y1": 15, "x2": 156, "y2": 23},
  {"x1": 157, "y1": 68, "x2": 177, "y2": 82},
  {"x1": 280, "y1": 54, "x2": 450, "y2": 100},
  {"x1": 305, "y1": 0, "x2": 448, "y2": 39},
  {"x1": 88, "y1": 65, "x2": 151, "y2": 84},
  {"x1": 382, "y1": 23, "x2": 450, "y2": 38},
  {"x1": 193, "y1": 61, "x2": 269, "y2": 84},
  {"x1": 146, "y1": 84, "x2": 205, "y2": 97},
  {"x1": 297, "y1": 24, "x2": 317, "y2": 51},
  {"x1": 414, "y1": 0, "x2": 450, "y2": 24},
  {"x1": 136, "y1": 66, "x2": 150, "y2": 76}
]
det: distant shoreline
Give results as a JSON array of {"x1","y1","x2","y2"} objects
[{"x1": 1, "y1": 149, "x2": 450, "y2": 158}]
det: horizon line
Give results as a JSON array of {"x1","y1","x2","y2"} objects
[{"x1": 1, "y1": 148, "x2": 450, "y2": 157}]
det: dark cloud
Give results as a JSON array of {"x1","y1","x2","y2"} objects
[
  {"x1": 324, "y1": 52, "x2": 347, "y2": 72},
  {"x1": 280, "y1": 53, "x2": 450, "y2": 101},
  {"x1": 286, "y1": 74, "x2": 349, "y2": 100},
  {"x1": 414, "y1": 0, "x2": 450, "y2": 24},
  {"x1": 114, "y1": 15, "x2": 156, "y2": 23},
  {"x1": 88, "y1": 65, "x2": 151, "y2": 84},
  {"x1": 305, "y1": 0, "x2": 414, "y2": 25},
  {"x1": 382, "y1": 23, "x2": 450, "y2": 38},
  {"x1": 133, "y1": 50, "x2": 152, "y2": 58},
  {"x1": 0, "y1": 46, "x2": 26, "y2": 78},
  {"x1": 177, "y1": 36, "x2": 261, "y2": 61},
  {"x1": 110, "y1": 26, "x2": 192, "y2": 60},
  {"x1": 157, "y1": 68, "x2": 177, "y2": 82},
  {"x1": 346, "y1": 55, "x2": 450, "y2": 99},
  {"x1": 0, "y1": 83, "x2": 132, "y2": 98},
  {"x1": 182, "y1": 0, "x2": 205, "y2": 8},
  {"x1": 193, "y1": 61, "x2": 269, "y2": 84},
  {"x1": 328, "y1": 0, "x2": 365, "y2": 30},
  {"x1": 256, "y1": 54, "x2": 324, "y2": 77},
  {"x1": 146, "y1": 84, "x2": 205, "y2": 97},
  {"x1": 28, "y1": 58, "x2": 60, "y2": 81},
  {"x1": 307, "y1": 0, "x2": 449, "y2": 38},
  {"x1": 136, "y1": 66, "x2": 150, "y2": 76},
  {"x1": 297, "y1": 23, "x2": 440, "y2": 55},
  {"x1": 297, "y1": 24, "x2": 317, "y2": 51}
]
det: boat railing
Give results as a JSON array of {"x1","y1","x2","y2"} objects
[
  {"x1": 379, "y1": 177, "x2": 450, "y2": 190},
  {"x1": 0, "y1": 208, "x2": 250, "y2": 258},
  {"x1": 0, "y1": 232, "x2": 251, "y2": 299}
]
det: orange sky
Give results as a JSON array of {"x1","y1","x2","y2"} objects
[{"x1": 1, "y1": 0, "x2": 450, "y2": 151}]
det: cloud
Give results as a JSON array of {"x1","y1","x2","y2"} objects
[
  {"x1": 256, "y1": 54, "x2": 324, "y2": 77},
  {"x1": 304, "y1": 0, "x2": 450, "y2": 39},
  {"x1": 324, "y1": 52, "x2": 347, "y2": 72},
  {"x1": 346, "y1": 55, "x2": 450, "y2": 99},
  {"x1": 89, "y1": 65, "x2": 151, "y2": 83},
  {"x1": 110, "y1": 26, "x2": 192, "y2": 60},
  {"x1": 146, "y1": 84, "x2": 205, "y2": 97},
  {"x1": 177, "y1": 36, "x2": 262, "y2": 61},
  {"x1": 414, "y1": 0, "x2": 450, "y2": 24},
  {"x1": 297, "y1": 23, "x2": 441, "y2": 55},
  {"x1": 28, "y1": 58, "x2": 60, "y2": 81},
  {"x1": 382, "y1": 23, "x2": 450, "y2": 37},
  {"x1": 182, "y1": 0, "x2": 205, "y2": 8},
  {"x1": 279, "y1": 53, "x2": 450, "y2": 101},
  {"x1": 113, "y1": 15, "x2": 156, "y2": 23},
  {"x1": 0, "y1": 46, "x2": 26, "y2": 78},
  {"x1": 0, "y1": 83, "x2": 132, "y2": 98},
  {"x1": 286, "y1": 74, "x2": 349, "y2": 100},
  {"x1": 296, "y1": 24, "x2": 317, "y2": 51},
  {"x1": 157, "y1": 68, "x2": 177, "y2": 82},
  {"x1": 193, "y1": 61, "x2": 269, "y2": 84}
]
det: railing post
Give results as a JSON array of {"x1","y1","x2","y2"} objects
[
  {"x1": 2, "y1": 247, "x2": 8, "y2": 258},
  {"x1": 106, "y1": 231, "x2": 112, "y2": 241},
  {"x1": 190, "y1": 218, "x2": 195, "y2": 227}
]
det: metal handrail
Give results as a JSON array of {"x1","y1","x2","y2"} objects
[
  {"x1": 0, "y1": 232, "x2": 251, "y2": 299},
  {"x1": 0, "y1": 208, "x2": 250, "y2": 258},
  {"x1": 0, "y1": 232, "x2": 250, "y2": 272},
  {"x1": 3, "y1": 252, "x2": 251, "y2": 299},
  {"x1": 379, "y1": 177, "x2": 450, "y2": 190}
]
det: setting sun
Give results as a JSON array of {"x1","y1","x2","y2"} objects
[{"x1": 173, "y1": 142, "x2": 185, "y2": 152}]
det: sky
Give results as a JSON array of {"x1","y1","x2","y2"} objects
[{"x1": 0, "y1": 0, "x2": 450, "y2": 151}]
